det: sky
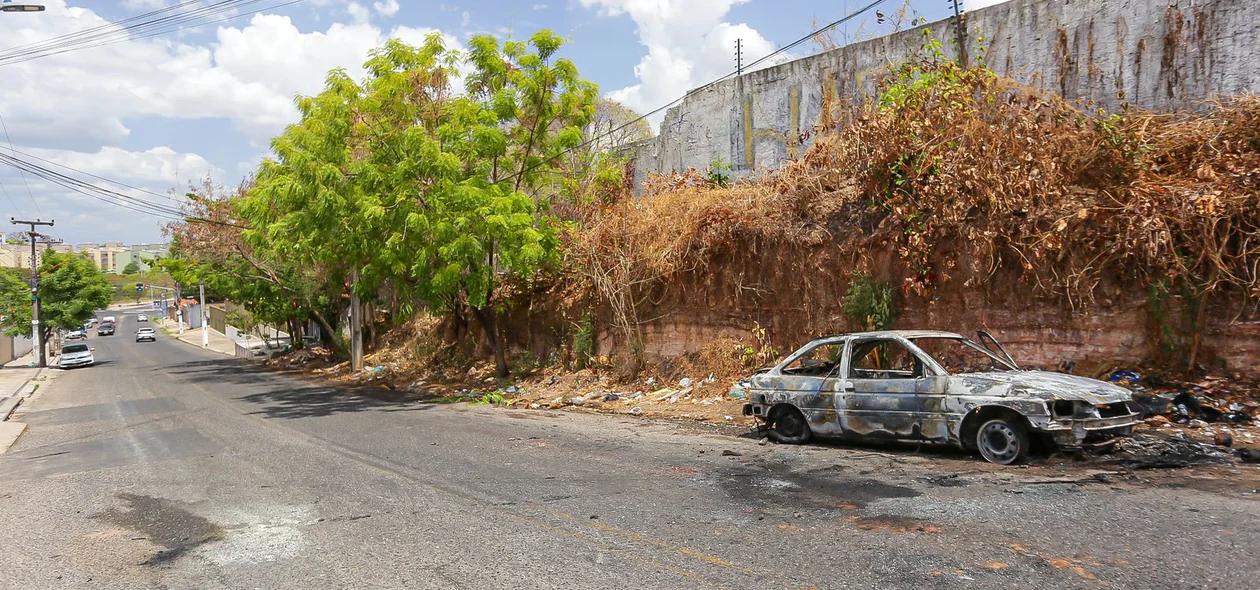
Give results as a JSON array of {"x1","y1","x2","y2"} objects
[{"x1": 0, "y1": 0, "x2": 984, "y2": 245}]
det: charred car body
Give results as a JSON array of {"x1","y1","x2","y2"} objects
[{"x1": 739, "y1": 330, "x2": 1141, "y2": 464}]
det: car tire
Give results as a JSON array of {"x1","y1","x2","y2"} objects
[
  {"x1": 976, "y1": 417, "x2": 1029, "y2": 465},
  {"x1": 766, "y1": 406, "x2": 812, "y2": 444}
]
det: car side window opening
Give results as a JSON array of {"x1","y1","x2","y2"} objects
[
  {"x1": 911, "y1": 337, "x2": 1016, "y2": 374},
  {"x1": 848, "y1": 339, "x2": 921, "y2": 379},
  {"x1": 781, "y1": 343, "x2": 844, "y2": 377}
]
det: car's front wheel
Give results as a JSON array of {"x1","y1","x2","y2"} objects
[
  {"x1": 976, "y1": 418, "x2": 1028, "y2": 465},
  {"x1": 766, "y1": 406, "x2": 812, "y2": 444}
]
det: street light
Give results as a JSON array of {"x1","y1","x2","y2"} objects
[{"x1": 0, "y1": 1, "x2": 45, "y2": 12}]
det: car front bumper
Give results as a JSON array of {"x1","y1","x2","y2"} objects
[{"x1": 60, "y1": 358, "x2": 94, "y2": 368}]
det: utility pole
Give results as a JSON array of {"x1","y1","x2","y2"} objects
[
  {"x1": 950, "y1": 0, "x2": 969, "y2": 68},
  {"x1": 735, "y1": 38, "x2": 743, "y2": 76},
  {"x1": 349, "y1": 270, "x2": 363, "y2": 371},
  {"x1": 10, "y1": 217, "x2": 53, "y2": 368},
  {"x1": 199, "y1": 282, "x2": 208, "y2": 347}
]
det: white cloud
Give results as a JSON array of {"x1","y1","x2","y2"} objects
[
  {"x1": 345, "y1": 2, "x2": 370, "y2": 24},
  {"x1": 1, "y1": 4, "x2": 463, "y2": 146},
  {"x1": 461, "y1": 10, "x2": 471, "y2": 27},
  {"x1": 578, "y1": 0, "x2": 778, "y2": 130},
  {"x1": 373, "y1": 0, "x2": 401, "y2": 16},
  {"x1": 531, "y1": 3, "x2": 549, "y2": 10},
  {"x1": 0, "y1": 0, "x2": 462, "y2": 242}
]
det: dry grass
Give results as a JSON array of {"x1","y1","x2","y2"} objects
[{"x1": 564, "y1": 59, "x2": 1260, "y2": 374}]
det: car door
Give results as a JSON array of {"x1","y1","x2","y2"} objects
[
  {"x1": 838, "y1": 337, "x2": 924, "y2": 440},
  {"x1": 755, "y1": 341, "x2": 845, "y2": 432}
]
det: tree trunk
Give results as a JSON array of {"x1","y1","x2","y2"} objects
[
  {"x1": 470, "y1": 306, "x2": 508, "y2": 378},
  {"x1": 308, "y1": 307, "x2": 341, "y2": 354}
]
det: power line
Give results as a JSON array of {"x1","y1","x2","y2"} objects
[
  {"x1": 510, "y1": 0, "x2": 891, "y2": 185},
  {"x1": 0, "y1": 0, "x2": 311, "y2": 67},
  {"x1": 0, "y1": 178, "x2": 22, "y2": 217},
  {"x1": 0, "y1": 150, "x2": 245, "y2": 229},
  {"x1": 4, "y1": 146, "x2": 186, "y2": 204},
  {"x1": 0, "y1": 0, "x2": 203, "y2": 57},
  {"x1": 0, "y1": 0, "x2": 263, "y2": 66},
  {"x1": 0, "y1": 112, "x2": 39, "y2": 212},
  {"x1": 0, "y1": 0, "x2": 253, "y2": 64},
  {"x1": 0, "y1": 151, "x2": 187, "y2": 217}
]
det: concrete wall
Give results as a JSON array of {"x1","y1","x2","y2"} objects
[
  {"x1": 0, "y1": 335, "x2": 32, "y2": 364},
  {"x1": 630, "y1": 0, "x2": 1260, "y2": 187}
]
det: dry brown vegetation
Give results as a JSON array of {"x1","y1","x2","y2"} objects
[{"x1": 566, "y1": 58, "x2": 1260, "y2": 373}]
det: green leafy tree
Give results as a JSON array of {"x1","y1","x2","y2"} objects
[
  {"x1": 122, "y1": 260, "x2": 141, "y2": 275},
  {"x1": 162, "y1": 179, "x2": 334, "y2": 350},
  {"x1": 0, "y1": 251, "x2": 112, "y2": 347},
  {"x1": 242, "y1": 31, "x2": 596, "y2": 375}
]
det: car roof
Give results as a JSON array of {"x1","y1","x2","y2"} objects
[{"x1": 806, "y1": 330, "x2": 965, "y2": 345}]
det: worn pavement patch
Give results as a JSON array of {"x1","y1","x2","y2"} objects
[{"x1": 94, "y1": 493, "x2": 224, "y2": 566}]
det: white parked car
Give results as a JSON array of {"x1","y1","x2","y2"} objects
[
  {"x1": 136, "y1": 314, "x2": 149, "y2": 322},
  {"x1": 59, "y1": 343, "x2": 95, "y2": 369},
  {"x1": 136, "y1": 327, "x2": 156, "y2": 342},
  {"x1": 65, "y1": 329, "x2": 87, "y2": 340}
]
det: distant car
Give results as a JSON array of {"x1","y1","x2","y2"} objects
[
  {"x1": 65, "y1": 329, "x2": 87, "y2": 340},
  {"x1": 59, "y1": 343, "x2": 94, "y2": 369},
  {"x1": 83, "y1": 318, "x2": 98, "y2": 329},
  {"x1": 97, "y1": 322, "x2": 115, "y2": 336},
  {"x1": 102, "y1": 315, "x2": 117, "y2": 324},
  {"x1": 137, "y1": 314, "x2": 149, "y2": 322},
  {"x1": 136, "y1": 327, "x2": 156, "y2": 342}
]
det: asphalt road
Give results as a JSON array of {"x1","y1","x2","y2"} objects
[{"x1": 0, "y1": 310, "x2": 1257, "y2": 589}]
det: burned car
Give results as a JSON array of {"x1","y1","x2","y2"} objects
[{"x1": 739, "y1": 330, "x2": 1141, "y2": 464}]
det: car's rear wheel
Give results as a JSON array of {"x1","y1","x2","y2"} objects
[
  {"x1": 766, "y1": 406, "x2": 812, "y2": 444},
  {"x1": 976, "y1": 418, "x2": 1028, "y2": 465}
]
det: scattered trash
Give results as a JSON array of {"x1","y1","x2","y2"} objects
[
  {"x1": 1093, "y1": 432, "x2": 1234, "y2": 469},
  {"x1": 651, "y1": 388, "x2": 676, "y2": 402},
  {"x1": 645, "y1": 376, "x2": 656, "y2": 386},
  {"x1": 1236, "y1": 448, "x2": 1260, "y2": 463},
  {"x1": 721, "y1": 449, "x2": 742, "y2": 457},
  {"x1": 367, "y1": 365, "x2": 387, "y2": 374},
  {"x1": 547, "y1": 375, "x2": 558, "y2": 386},
  {"x1": 727, "y1": 386, "x2": 748, "y2": 400},
  {"x1": 757, "y1": 438, "x2": 769, "y2": 446},
  {"x1": 1109, "y1": 369, "x2": 1142, "y2": 383},
  {"x1": 506, "y1": 385, "x2": 518, "y2": 394},
  {"x1": 629, "y1": 406, "x2": 643, "y2": 415},
  {"x1": 678, "y1": 377, "x2": 694, "y2": 388},
  {"x1": 723, "y1": 415, "x2": 734, "y2": 421},
  {"x1": 602, "y1": 393, "x2": 621, "y2": 402},
  {"x1": 1215, "y1": 431, "x2": 1234, "y2": 447},
  {"x1": 703, "y1": 374, "x2": 715, "y2": 384}
]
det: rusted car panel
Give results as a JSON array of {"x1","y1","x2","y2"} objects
[{"x1": 738, "y1": 330, "x2": 1141, "y2": 463}]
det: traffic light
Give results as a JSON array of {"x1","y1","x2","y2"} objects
[{"x1": 135, "y1": 282, "x2": 144, "y2": 292}]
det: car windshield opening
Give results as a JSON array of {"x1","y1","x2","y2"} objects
[
  {"x1": 911, "y1": 337, "x2": 1017, "y2": 374},
  {"x1": 62, "y1": 344, "x2": 89, "y2": 354},
  {"x1": 781, "y1": 343, "x2": 843, "y2": 377}
]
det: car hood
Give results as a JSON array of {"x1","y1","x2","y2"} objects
[
  {"x1": 61, "y1": 352, "x2": 92, "y2": 361},
  {"x1": 949, "y1": 370, "x2": 1133, "y2": 405}
]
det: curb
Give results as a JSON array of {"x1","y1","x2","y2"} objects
[
  {"x1": 0, "y1": 421, "x2": 27, "y2": 454},
  {"x1": 0, "y1": 371, "x2": 41, "y2": 422}
]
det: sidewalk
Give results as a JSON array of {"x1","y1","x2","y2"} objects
[
  {"x1": 0, "y1": 352, "x2": 47, "y2": 453},
  {"x1": 155, "y1": 318, "x2": 238, "y2": 357}
]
